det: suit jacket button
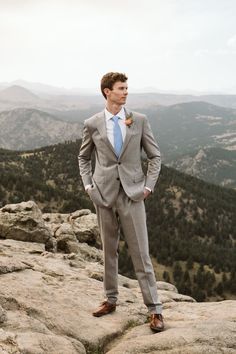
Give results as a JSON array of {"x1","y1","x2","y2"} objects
[
  {"x1": 118, "y1": 162, "x2": 121, "y2": 165},
  {"x1": 116, "y1": 177, "x2": 120, "y2": 180}
]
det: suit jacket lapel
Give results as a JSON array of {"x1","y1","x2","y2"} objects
[
  {"x1": 96, "y1": 111, "x2": 116, "y2": 155},
  {"x1": 119, "y1": 107, "x2": 134, "y2": 158},
  {"x1": 96, "y1": 108, "x2": 135, "y2": 159}
]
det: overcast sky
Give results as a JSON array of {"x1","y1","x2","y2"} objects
[{"x1": 0, "y1": 0, "x2": 236, "y2": 93}]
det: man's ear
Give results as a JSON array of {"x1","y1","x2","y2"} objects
[{"x1": 103, "y1": 88, "x2": 110, "y2": 97}]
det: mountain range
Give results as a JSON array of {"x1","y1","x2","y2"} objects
[
  {"x1": 1, "y1": 82, "x2": 236, "y2": 109},
  {"x1": 0, "y1": 108, "x2": 82, "y2": 150},
  {"x1": 142, "y1": 102, "x2": 236, "y2": 188},
  {"x1": 0, "y1": 85, "x2": 101, "y2": 111},
  {"x1": 144, "y1": 101, "x2": 236, "y2": 156},
  {"x1": 0, "y1": 83, "x2": 235, "y2": 189},
  {"x1": 0, "y1": 85, "x2": 39, "y2": 102}
]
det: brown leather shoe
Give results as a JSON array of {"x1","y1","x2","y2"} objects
[
  {"x1": 150, "y1": 314, "x2": 164, "y2": 332},
  {"x1": 92, "y1": 301, "x2": 116, "y2": 317}
]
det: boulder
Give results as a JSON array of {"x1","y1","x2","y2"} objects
[
  {"x1": 0, "y1": 201, "x2": 101, "y2": 254},
  {"x1": 43, "y1": 209, "x2": 101, "y2": 252},
  {"x1": 72, "y1": 212, "x2": 101, "y2": 247},
  {"x1": 0, "y1": 201, "x2": 54, "y2": 250}
]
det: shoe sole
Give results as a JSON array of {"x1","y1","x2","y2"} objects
[
  {"x1": 92, "y1": 307, "x2": 116, "y2": 317},
  {"x1": 150, "y1": 325, "x2": 164, "y2": 332}
]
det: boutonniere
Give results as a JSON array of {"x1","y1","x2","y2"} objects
[{"x1": 125, "y1": 112, "x2": 133, "y2": 127}]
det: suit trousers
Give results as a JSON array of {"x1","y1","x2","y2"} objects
[{"x1": 93, "y1": 184, "x2": 162, "y2": 314}]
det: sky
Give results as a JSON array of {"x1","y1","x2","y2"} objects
[{"x1": 0, "y1": 0, "x2": 236, "y2": 93}]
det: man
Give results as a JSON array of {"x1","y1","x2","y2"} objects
[{"x1": 78, "y1": 72, "x2": 164, "y2": 332}]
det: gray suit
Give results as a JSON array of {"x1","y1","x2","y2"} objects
[{"x1": 78, "y1": 107, "x2": 162, "y2": 314}]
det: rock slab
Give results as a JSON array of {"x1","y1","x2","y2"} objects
[{"x1": 0, "y1": 202, "x2": 235, "y2": 353}]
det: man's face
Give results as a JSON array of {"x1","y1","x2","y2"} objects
[{"x1": 105, "y1": 81, "x2": 128, "y2": 105}]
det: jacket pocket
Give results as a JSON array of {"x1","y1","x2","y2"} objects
[
  {"x1": 93, "y1": 175, "x2": 106, "y2": 184},
  {"x1": 87, "y1": 184, "x2": 105, "y2": 207},
  {"x1": 133, "y1": 173, "x2": 145, "y2": 183}
]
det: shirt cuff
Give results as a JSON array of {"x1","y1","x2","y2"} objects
[
  {"x1": 85, "y1": 184, "x2": 93, "y2": 191},
  {"x1": 145, "y1": 186, "x2": 152, "y2": 192}
]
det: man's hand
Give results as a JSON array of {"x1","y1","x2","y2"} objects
[{"x1": 143, "y1": 187, "x2": 151, "y2": 199}]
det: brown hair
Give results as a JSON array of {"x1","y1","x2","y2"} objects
[{"x1": 101, "y1": 72, "x2": 128, "y2": 99}]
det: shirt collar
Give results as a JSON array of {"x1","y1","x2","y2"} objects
[{"x1": 105, "y1": 107, "x2": 125, "y2": 121}]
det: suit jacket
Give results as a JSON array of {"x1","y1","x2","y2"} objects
[{"x1": 78, "y1": 107, "x2": 161, "y2": 208}]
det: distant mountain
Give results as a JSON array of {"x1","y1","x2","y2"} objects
[
  {"x1": 10, "y1": 80, "x2": 68, "y2": 95},
  {"x1": 0, "y1": 85, "x2": 39, "y2": 102},
  {"x1": 0, "y1": 84, "x2": 103, "y2": 112},
  {"x1": 0, "y1": 108, "x2": 82, "y2": 150},
  {"x1": 1, "y1": 80, "x2": 236, "y2": 109},
  {"x1": 199, "y1": 94, "x2": 236, "y2": 109},
  {"x1": 145, "y1": 101, "x2": 236, "y2": 157},
  {"x1": 167, "y1": 147, "x2": 236, "y2": 189},
  {"x1": 142, "y1": 101, "x2": 236, "y2": 189},
  {"x1": 3, "y1": 79, "x2": 98, "y2": 95}
]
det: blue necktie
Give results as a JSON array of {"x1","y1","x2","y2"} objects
[{"x1": 112, "y1": 115, "x2": 123, "y2": 157}]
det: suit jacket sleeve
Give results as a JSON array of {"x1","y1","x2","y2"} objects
[
  {"x1": 78, "y1": 121, "x2": 94, "y2": 188},
  {"x1": 141, "y1": 115, "x2": 161, "y2": 192}
]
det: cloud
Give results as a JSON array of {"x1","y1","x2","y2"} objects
[
  {"x1": 0, "y1": 0, "x2": 236, "y2": 92},
  {"x1": 195, "y1": 48, "x2": 236, "y2": 57},
  {"x1": 227, "y1": 34, "x2": 236, "y2": 47}
]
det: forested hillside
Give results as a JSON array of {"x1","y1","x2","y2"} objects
[
  {"x1": 144, "y1": 101, "x2": 236, "y2": 159},
  {"x1": 167, "y1": 147, "x2": 236, "y2": 189},
  {"x1": 0, "y1": 141, "x2": 235, "y2": 301}
]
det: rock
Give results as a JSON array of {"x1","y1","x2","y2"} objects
[
  {"x1": 76, "y1": 242, "x2": 103, "y2": 263},
  {"x1": 43, "y1": 213, "x2": 70, "y2": 238},
  {"x1": 0, "y1": 328, "x2": 86, "y2": 354},
  {"x1": 0, "y1": 305, "x2": 7, "y2": 324},
  {"x1": 0, "y1": 202, "x2": 235, "y2": 354},
  {"x1": 159, "y1": 290, "x2": 195, "y2": 303},
  {"x1": 157, "y1": 281, "x2": 178, "y2": 293},
  {"x1": 42, "y1": 212, "x2": 70, "y2": 224},
  {"x1": 64, "y1": 253, "x2": 77, "y2": 260},
  {"x1": 0, "y1": 238, "x2": 45, "y2": 255},
  {"x1": 45, "y1": 236, "x2": 57, "y2": 252},
  {"x1": 63, "y1": 240, "x2": 80, "y2": 254},
  {"x1": 106, "y1": 301, "x2": 236, "y2": 354},
  {"x1": 43, "y1": 209, "x2": 101, "y2": 252},
  {"x1": 54, "y1": 223, "x2": 78, "y2": 252},
  {"x1": 89, "y1": 271, "x2": 103, "y2": 281},
  {"x1": 0, "y1": 238, "x2": 147, "y2": 353},
  {"x1": 118, "y1": 275, "x2": 140, "y2": 289},
  {"x1": 73, "y1": 213, "x2": 101, "y2": 247},
  {"x1": 70, "y1": 209, "x2": 91, "y2": 218},
  {"x1": 0, "y1": 238, "x2": 235, "y2": 354},
  {"x1": 17, "y1": 332, "x2": 86, "y2": 354},
  {"x1": 0, "y1": 329, "x2": 18, "y2": 353},
  {"x1": 0, "y1": 258, "x2": 31, "y2": 274},
  {"x1": 0, "y1": 201, "x2": 53, "y2": 246}
]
